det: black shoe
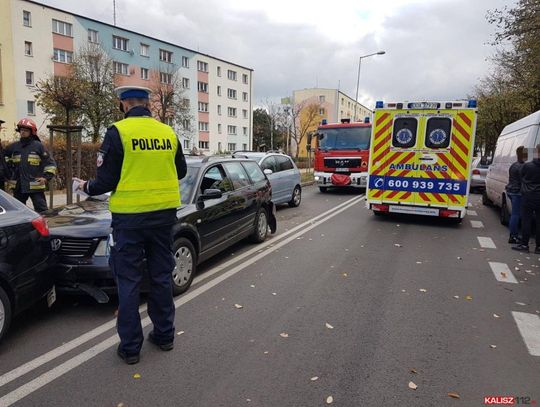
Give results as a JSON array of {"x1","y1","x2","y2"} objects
[
  {"x1": 512, "y1": 244, "x2": 529, "y2": 252},
  {"x1": 508, "y1": 236, "x2": 519, "y2": 244},
  {"x1": 117, "y1": 345, "x2": 140, "y2": 365},
  {"x1": 148, "y1": 331, "x2": 174, "y2": 351}
]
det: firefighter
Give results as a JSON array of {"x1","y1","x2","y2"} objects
[
  {"x1": 77, "y1": 86, "x2": 187, "y2": 365},
  {"x1": 4, "y1": 118, "x2": 56, "y2": 212}
]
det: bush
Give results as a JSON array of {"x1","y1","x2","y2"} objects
[{"x1": 44, "y1": 140, "x2": 101, "y2": 190}]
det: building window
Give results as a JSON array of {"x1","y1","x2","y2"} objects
[
  {"x1": 218, "y1": 124, "x2": 222, "y2": 134},
  {"x1": 183, "y1": 140, "x2": 190, "y2": 149},
  {"x1": 198, "y1": 102, "x2": 209, "y2": 112},
  {"x1": 199, "y1": 141, "x2": 209, "y2": 149},
  {"x1": 25, "y1": 71, "x2": 34, "y2": 85},
  {"x1": 88, "y1": 29, "x2": 99, "y2": 43},
  {"x1": 228, "y1": 107, "x2": 237, "y2": 117},
  {"x1": 159, "y1": 49, "x2": 173, "y2": 63},
  {"x1": 217, "y1": 105, "x2": 222, "y2": 115},
  {"x1": 243, "y1": 143, "x2": 247, "y2": 150},
  {"x1": 242, "y1": 109, "x2": 248, "y2": 119},
  {"x1": 113, "y1": 61, "x2": 129, "y2": 75},
  {"x1": 182, "y1": 119, "x2": 190, "y2": 130},
  {"x1": 52, "y1": 19, "x2": 73, "y2": 36},
  {"x1": 182, "y1": 78, "x2": 190, "y2": 89},
  {"x1": 160, "y1": 72, "x2": 172, "y2": 84},
  {"x1": 23, "y1": 10, "x2": 31, "y2": 27},
  {"x1": 242, "y1": 74, "x2": 248, "y2": 84},
  {"x1": 182, "y1": 98, "x2": 190, "y2": 108},
  {"x1": 217, "y1": 66, "x2": 221, "y2": 76},
  {"x1": 227, "y1": 125, "x2": 237, "y2": 135},
  {"x1": 197, "y1": 61, "x2": 208, "y2": 72},
  {"x1": 243, "y1": 127, "x2": 247, "y2": 136},
  {"x1": 197, "y1": 81, "x2": 208, "y2": 93},
  {"x1": 24, "y1": 41, "x2": 33, "y2": 56},
  {"x1": 140, "y1": 43, "x2": 149, "y2": 57},
  {"x1": 112, "y1": 36, "x2": 129, "y2": 51},
  {"x1": 319, "y1": 95, "x2": 325, "y2": 103},
  {"x1": 228, "y1": 143, "x2": 236, "y2": 151},
  {"x1": 198, "y1": 122, "x2": 209, "y2": 132},
  {"x1": 227, "y1": 70, "x2": 237, "y2": 81},
  {"x1": 227, "y1": 89, "x2": 237, "y2": 99},
  {"x1": 53, "y1": 48, "x2": 73, "y2": 64},
  {"x1": 27, "y1": 100, "x2": 35, "y2": 115},
  {"x1": 181, "y1": 56, "x2": 189, "y2": 68},
  {"x1": 242, "y1": 92, "x2": 248, "y2": 102},
  {"x1": 217, "y1": 86, "x2": 222, "y2": 96},
  {"x1": 341, "y1": 98, "x2": 344, "y2": 105},
  {"x1": 140, "y1": 68, "x2": 149, "y2": 80},
  {"x1": 319, "y1": 108, "x2": 325, "y2": 115}
]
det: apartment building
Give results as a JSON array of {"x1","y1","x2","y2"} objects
[
  {"x1": 291, "y1": 88, "x2": 372, "y2": 157},
  {"x1": 0, "y1": 0, "x2": 253, "y2": 152}
]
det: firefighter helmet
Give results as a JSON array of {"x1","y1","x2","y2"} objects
[{"x1": 16, "y1": 118, "x2": 38, "y2": 136}]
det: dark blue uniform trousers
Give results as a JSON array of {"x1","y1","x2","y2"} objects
[{"x1": 110, "y1": 226, "x2": 176, "y2": 355}]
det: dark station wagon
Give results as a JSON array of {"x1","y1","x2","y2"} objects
[{"x1": 46, "y1": 156, "x2": 277, "y2": 303}]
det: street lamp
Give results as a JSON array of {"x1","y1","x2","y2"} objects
[{"x1": 354, "y1": 50, "x2": 385, "y2": 122}]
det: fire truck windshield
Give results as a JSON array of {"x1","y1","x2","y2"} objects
[{"x1": 318, "y1": 127, "x2": 371, "y2": 150}]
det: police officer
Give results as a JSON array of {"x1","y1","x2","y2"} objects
[
  {"x1": 4, "y1": 118, "x2": 56, "y2": 212},
  {"x1": 77, "y1": 86, "x2": 187, "y2": 365}
]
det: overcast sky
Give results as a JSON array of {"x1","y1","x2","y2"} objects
[{"x1": 42, "y1": 0, "x2": 515, "y2": 109}]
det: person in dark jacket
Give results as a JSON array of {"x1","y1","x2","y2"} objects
[
  {"x1": 513, "y1": 145, "x2": 540, "y2": 253},
  {"x1": 506, "y1": 146, "x2": 527, "y2": 243},
  {"x1": 76, "y1": 86, "x2": 187, "y2": 365},
  {"x1": 4, "y1": 118, "x2": 56, "y2": 212}
]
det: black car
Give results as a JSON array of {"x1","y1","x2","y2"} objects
[
  {"x1": 46, "y1": 156, "x2": 277, "y2": 302},
  {"x1": 0, "y1": 190, "x2": 55, "y2": 342}
]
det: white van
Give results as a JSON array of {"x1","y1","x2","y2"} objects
[{"x1": 484, "y1": 110, "x2": 540, "y2": 224}]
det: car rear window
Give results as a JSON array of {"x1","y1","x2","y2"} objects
[
  {"x1": 392, "y1": 117, "x2": 417, "y2": 148},
  {"x1": 425, "y1": 117, "x2": 451, "y2": 149},
  {"x1": 242, "y1": 161, "x2": 266, "y2": 183}
]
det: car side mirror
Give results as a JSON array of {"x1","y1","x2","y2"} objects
[
  {"x1": 263, "y1": 169, "x2": 273, "y2": 175},
  {"x1": 200, "y1": 188, "x2": 223, "y2": 200}
]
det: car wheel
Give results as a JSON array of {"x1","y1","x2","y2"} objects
[
  {"x1": 171, "y1": 237, "x2": 196, "y2": 296},
  {"x1": 251, "y1": 208, "x2": 269, "y2": 243},
  {"x1": 0, "y1": 286, "x2": 12, "y2": 343},
  {"x1": 288, "y1": 185, "x2": 302, "y2": 207},
  {"x1": 500, "y1": 196, "x2": 510, "y2": 226},
  {"x1": 319, "y1": 187, "x2": 328, "y2": 193}
]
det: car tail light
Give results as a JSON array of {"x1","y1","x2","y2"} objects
[
  {"x1": 372, "y1": 204, "x2": 389, "y2": 212},
  {"x1": 31, "y1": 216, "x2": 49, "y2": 237},
  {"x1": 439, "y1": 209, "x2": 460, "y2": 218},
  {"x1": 472, "y1": 169, "x2": 480, "y2": 175}
]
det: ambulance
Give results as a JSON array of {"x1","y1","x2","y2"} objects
[{"x1": 366, "y1": 100, "x2": 478, "y2": 219}]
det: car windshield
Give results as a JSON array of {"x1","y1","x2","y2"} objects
[{"x1": 318, "y1": 127, "x2": 371, "y2": 150}]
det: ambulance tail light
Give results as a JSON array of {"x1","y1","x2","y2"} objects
[
  {"x1": 439, "y1": 209, "x2": 460, "y2": 218},
  {"x1": 372, "y1": 204, "x2": 389, "y2": 212},
  {"x1": 472, "y1": 169, "x2": 480, "y2": 175}
]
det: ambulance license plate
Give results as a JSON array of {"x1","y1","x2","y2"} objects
[{"x1": 389, "y1": 206, "x2": 439, "y2": 216}]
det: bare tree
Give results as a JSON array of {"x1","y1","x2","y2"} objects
[{"x1": 290, "y1": 101, "x2": 322, "y2": 159}]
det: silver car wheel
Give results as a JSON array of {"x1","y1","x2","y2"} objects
[
  {"x1": 293, "y1": 188, "x2": 301, "y2": 206},
  {"x1": 258, "y1": 211, "x2": 268, "y2": 240},
  {"x1": 172, "y1": 246, "x2": 193, "y2": 287}
]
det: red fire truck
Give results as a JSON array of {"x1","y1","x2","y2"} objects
[{"x1": 311, "y1": 119, "x2": 372, "y2": 192}]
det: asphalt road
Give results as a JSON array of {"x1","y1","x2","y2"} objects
[{"x1": 1, "y1": 186, "x2": 539, "y2": 406}]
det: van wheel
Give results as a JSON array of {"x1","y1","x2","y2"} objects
[
  {"x1": 171, "y1": 238, "x2": 196, "y2": 296},
  {"x1": 0, "y1": 286, "x2": 12, "y2": 343},
  {"x1": 289, "y1": 186, "x2": 302, "y2": 207},
  {"x1": 319, "y1": 187, "x2": 328, "y2": 193},
  {"x1": 482, "y1": 190, "x2": 492, "y2": 206},
  {"x1": 500, "y1": 196, "x2": 510, "y2": 226}
]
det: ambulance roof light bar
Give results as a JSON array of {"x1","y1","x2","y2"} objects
[{"x1": 375, "y1": 100, "x2": 477, "y2": 110}]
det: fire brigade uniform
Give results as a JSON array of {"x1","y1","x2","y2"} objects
[
  {"x1": 83, "y1": 87, "x2": 187, "y2": 363},
  {"x1": 5, "y1": 120, "x2": 56, "y2": 212}
]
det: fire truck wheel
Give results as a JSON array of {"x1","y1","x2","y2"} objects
[
  {"x1": 319, "y1": 187, "x2": 328, "y2": 193},
  {"x1": 288, "y1": 186, "x2": 302, "y2": 207}
]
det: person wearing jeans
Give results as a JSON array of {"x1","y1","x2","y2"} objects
[{"x1": 506, "y1": 146, "x2": 526, "y2": 243}]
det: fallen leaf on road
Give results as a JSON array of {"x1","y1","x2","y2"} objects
[
  {"x1": 514, "y1": 267, "x2": 520, "y2": 271},
  {"x1": 321, "y1": 234, "x2": 325, "y2": 237},
  {"x1": 326, "y1": 323, "x2": 334, "y2": 329},
  {"x1": 501, "y1": 272, "x2": 508, "y2": 278},
  {"x1": 264, "y1": 351, "x2": 269, "y2": 354},
  {"x1": 311, "y1": 376, "x2": 319, "y2": 381},
  {"x1": 285, "y1": 256, "x2": 289, "y2": 259},
  {"x1": 280, "y1": 333, "x2": 289, "y2": 338},
  {"x1": 490, "y1": 344, "x2": 497, "y2": 349},
  {"x1": 250, "y1": 285, "x2": 255, "y2": 288},
  {"x1": 408, "y1": 381, "x2": 418, "y2": 390},
  {"x1": 410, "y1": 368, "x2": 417, "y2": 374},
  {"x1": 448, "y1": 392, "x2": 461, "y2": 399},
  {"x1": 117, "y1": 403, "x2": 126, "y2": 407},
  {"x1": 234, "y1": 304, "x2": 244, "y2": 309},
  {"x1": 493, "y1": 314, "x2": 500, "y2": 318},
  {"x1": 465, "y1": 295, "x2": 473, "y2": 301},
  {"x1": 453, "y1": 295, "x2": 460, "y2": 299},
  {"x1": 272, "y1": 292, "x2": 277, "y2": 296},
  {"x1": 515, "y1": 302, "x2": 526, "y2": 306},
  {"x1": 133, "y1": 373, "x2": 141, "y2": 379},
  {"x1": 342, "y1": 273, "x2": 348, "y2": 277},
  {"x1": 419, "y1": 288, "x2": 427, "y2": 293},
  {"x1": 326, "y1": 396, "x2": 333, "y2": 404},
  {"x1": 246, "y1": 399, "x2": 251, "y2": 402},
  {"x1": 394, "y1": 243, "x2": 402, "y2": 247},
  {"x1": 402, "y1": 290, "x2": 407, "y2": 293},
  {"x1": 177, "y1": 331, "x2": 185, "y2": 336},
  {"x1": 457, "y1": 256, "x2": 462, "y2": 260},
  {"x1": 416, "y1": 261, "x2": 422, "y2": 264}
]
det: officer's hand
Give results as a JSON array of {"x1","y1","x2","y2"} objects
[
  {"x1": 36, "y1": 177, "x2": 47, "y2": 185},
  {"x1": 73, "y1": 177, "x2": 86, "y2": 191}
]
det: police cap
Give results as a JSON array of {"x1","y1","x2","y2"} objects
[{"x1": 114, "y1": 86, "x2": 151, "y2": 100}]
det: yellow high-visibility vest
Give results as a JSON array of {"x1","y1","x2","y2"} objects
[{"x1": 109, "y1": 116, "x2": 180, "y2": 213}]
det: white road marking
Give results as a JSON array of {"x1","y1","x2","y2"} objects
[
  {"x1": 0, "y1": 196, "x2": 364, "y2": 406},
  {"x1": 478, "y1": 236, "x2": 496, "y2": 249},
  {"x1": 467, "y1": 210, "x2": 478, "y2": 216},
  {"x1": 470, "y1": 220, "x2": 484, "y2": 228},
  {"x1": 512, "y1": 312, "x2": 540, "y2": 356},
  {"x1": 488, "y1": 262, "x2": 518, "y2": 284}
]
